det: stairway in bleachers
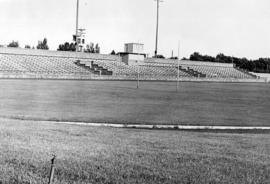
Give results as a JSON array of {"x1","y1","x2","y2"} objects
[
  {"x1": 178, "y1": 66, "x2": 206, "y2": 78},
  {"x1": 75, "y1": 60, "x2": 113, "y2": 75}
]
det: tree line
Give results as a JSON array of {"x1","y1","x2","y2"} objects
[
  {"x1": 57, "y1": 42, "x2": 100, "y2": 53},
  {"x1": 5, "y1": 39, "x2": 100, "y2": 54},
  {"x1": 6, "y1": 38, "x2": 49, "y2": 50},
  {"x1": 189, "y1": 52, "x2": 270, "y2": 73}
]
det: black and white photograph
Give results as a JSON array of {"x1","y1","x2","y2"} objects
[{"x1": 0, "y1": 0, "x2": 270, "y2": 183}]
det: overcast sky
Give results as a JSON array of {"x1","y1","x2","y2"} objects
[{"x1": 0, "y1": 0, "x2": 270, "y2": 59}]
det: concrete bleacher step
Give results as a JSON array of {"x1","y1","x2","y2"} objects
[
  {"x1": 75, "y1": 60, "x2": 113, "y2": 76},
  {"x1": 178, "y1": 67, "x2": 201, "y2": 77}
]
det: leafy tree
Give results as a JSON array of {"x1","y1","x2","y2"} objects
[
  {"x1": 190, "y1": 52, "x2": 215, "y2": 62},
  {"x1": 25, "y1": 45, "x2": 31, "y2": 49},
  {"x1": 95, "y1": 44, "x2": 100, "y2": 54},
  {"x1": 84, "y1": 43, "x2": 94, "y2": 53},
  {"x1": 169, "y1": 57, "x2": 178, "y2": 60},
  {"x1": 153, "y1": 55, "x2": 165, "y2": 59},
  {"x1": 69, "y1": 43, "x2": 76, "y2": 51},
  {"x1": 57, "y1": 42, "x2": 76, "y2": 51},
  {"x1": 190, "y1": 52, "x2": 203, "y2": 61},
  {"x1": 110, "y1": 50, "x2": 116, "y2": 55},
  {"x1": 8, "y1": 41, "x2": 19, "y2": 48},
  {"x1": 84, "y1": 43, "x2": 100, "y2": 53},
  {"x1": 189, "y1": 52, "x2": 270, "y2": 73},
  {"x1": 37, "y1": 38, "x2": 49, "y2": 50}
]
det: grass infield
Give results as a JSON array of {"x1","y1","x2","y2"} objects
[{"x1": 0, "y1": 79, "x2": 269, "y2": 126}]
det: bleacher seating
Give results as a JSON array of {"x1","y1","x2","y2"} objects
[
  {"x1": 180, "y1": 64, "x2": 254, "y2": 79},
  {"x1": 144, "y1": 58, "x2": 256, "y2": 79},
  {"x1": 0, "y1": 48, "x2": 259, "y2": 81},
  {"x1": 0, "y1": 54, "x2": 92, "y2": 75}
]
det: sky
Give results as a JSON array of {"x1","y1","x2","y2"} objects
[{"x1": 0, "y1": 0, "x2": 270, "y2": 59}]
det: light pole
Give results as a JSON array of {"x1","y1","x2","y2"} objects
[
  {"x1": 75, "y1": 0, "x2": 79, "y2": 52},
  {"x1": 154, "y1": 0, "x2": 163, "y2": 57}
]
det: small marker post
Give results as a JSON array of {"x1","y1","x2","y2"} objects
[{"x1": 48, "y1": 155, "x2": 56, "y2": 184}]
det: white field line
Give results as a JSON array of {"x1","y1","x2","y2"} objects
[
  {"x1": 1, "y1": 117, "x2": 270, "y2": 130},
  {"x1": 49, "y1": 121, "x2": 270, "y2": 130}
]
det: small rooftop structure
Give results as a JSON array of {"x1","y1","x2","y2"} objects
[
  {"x1": 124, "y1": 43, "x2": 144, "y2": 54},
  {"x1": 120, "y1": 43, "x2": 146, "y2": 66}
]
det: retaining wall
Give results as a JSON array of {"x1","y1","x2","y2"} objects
[{"x1": 0, "y1": 72, "x2": 266, "y2": 83}]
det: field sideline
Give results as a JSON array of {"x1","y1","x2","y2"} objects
[{"x1": 0, "y1": 79, "x2": 269, "y2": 126}]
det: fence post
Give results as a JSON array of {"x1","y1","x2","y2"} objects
[{"x1": 48, "y1": 155, "x2": 56, "y2": 184}]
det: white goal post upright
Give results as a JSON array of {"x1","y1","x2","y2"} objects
[
  {"x1": 137, "y1": 64, "x2": 140, "y2": 89},
  {"x1": 176, "y1": 41, "x2": 180, "y2": 92}
]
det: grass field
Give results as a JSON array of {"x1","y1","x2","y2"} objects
[
  {"x1": 0, "y1": 118, "x2": 269, "y2": 184},
  {"x1": 1, "y1": 79, "x2": 270, "y2": 183},
  {"x1": 0, "y1": 79, "x2": 269, "y2": 126}
]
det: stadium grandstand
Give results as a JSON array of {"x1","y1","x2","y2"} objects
[{"x1": 0, "y1": 47, "x2": 266, "y2": 82}]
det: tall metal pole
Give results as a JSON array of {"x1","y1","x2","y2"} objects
[
  {"x1": 177, "y1": 41, "x2": 180, "y2": 92},
  {"x1": 75, "y1": 0, "x2": 79, "y2": 52},
  {"x1": 154, "y1": 0, "x2": 161, "y2": 57}
]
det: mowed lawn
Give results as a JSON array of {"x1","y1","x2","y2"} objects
[
  {"x1": 0, "y1": 119, "x2": 269, "y2": 184},
  {"x1": 0, "y1": 79, "x2": 270, "y2": 126}
]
